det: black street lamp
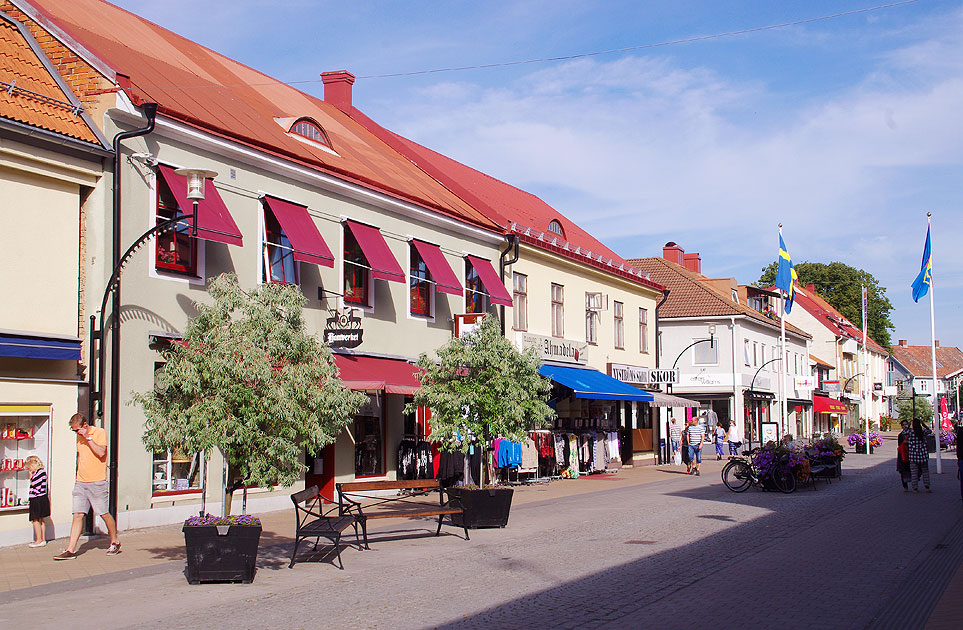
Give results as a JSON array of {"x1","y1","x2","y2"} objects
[
  {"x1": 662, "y1": 325, "x2": 715, "y2": 463},
  {"x1": 745, "y1": 356, "x2": 781, "y2": 450}
]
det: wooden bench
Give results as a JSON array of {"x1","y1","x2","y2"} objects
[
  {"x1": 336, "y1": 479, "x2": 468, "y2": 549},
  {"x1": 290, "y1": 486, "x2": 360, "y2": 570}
]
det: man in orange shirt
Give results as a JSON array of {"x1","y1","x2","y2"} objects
[{"x1": 53, "y1": 413, "x2": 121, "y2": 559}]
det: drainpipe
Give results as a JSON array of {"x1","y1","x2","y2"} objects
[
  {"x1": 498, "y1": 234, "x2": 520, "y2": 335},
  {"x1": 653, "y1": 288, "x2": 669, "y2": 464},
  {"x1": 107, "y1": 102, "x2": 158, "y2": 520}
]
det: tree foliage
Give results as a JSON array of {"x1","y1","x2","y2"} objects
[
  {"x1": 758, "y1": 261, "x2": 894, "y2": 347},
  {"x1": 897, "y1": 397, "x2": 933, "y2": 424},
  {"x1": 408, "y1": 313, "x2": 555, "y2": 453},
  {"x1": 132, "y1": 274, "x2": 365, "y2": 488}
]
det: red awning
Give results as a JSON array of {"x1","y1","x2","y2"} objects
[
  {"x1": 412, "y1": 239, "x2": 462, "y2": 296},
  {"x1": 157, "y1": 165, "x2": 243, "y2": 247},
  {"x1": 813, "y1": 395, "x2": 847, "y2": 414},
  {"x1": 333, "y1": 354, "x2": 423, "y2": 395},
  {"x1": 344, "y1": 220, "x2": 404, "y2": 283},
  {"x1": 262, "y1": 196, "x2": 334, "y2": 267},
  {"x1": 466, "y1": 255, "x2": 512, "y2": 307}
]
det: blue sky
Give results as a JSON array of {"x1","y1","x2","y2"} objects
[{"x1": 111, "y1": 0, "x2": 962, "y2": 347}]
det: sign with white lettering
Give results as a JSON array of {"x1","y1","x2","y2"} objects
[
  {"x1": 324, "y1": 307, "x2": 363, "y2": 349},
  {"x1": 823, "y1": 380, "x2": 841, "y2": 393},
  {"x1": 517, "y1": 332, "x2": 588, "y2": 365},
  {"x1": 607, "y1": 363, "x2": 678, "y2": 385}
]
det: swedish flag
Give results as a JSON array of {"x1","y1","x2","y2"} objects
[
  {"x1": 911, "y1": 226, "x2": 932, "y2": 303},
  {"x1": 775, "y1": 233, "x2": 798, "y2": 313}
]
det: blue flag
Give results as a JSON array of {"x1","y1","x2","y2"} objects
[
  {"x1": 775, "y1": 233, "x2": 798, "y2": 313},
  {"x1": 911, "y1": 226, "x2": 932, "y2": 303}
]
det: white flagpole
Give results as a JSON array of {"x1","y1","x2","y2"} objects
[
  {"x1": 861, "y1": 285, "x2": 869, "y2": 453},
  {"x1": 926, "y1": 213, "x2": 941, "y2": 474},
  {"x1": 780, "y1": 294, "x2": 788, "y2": 437}
]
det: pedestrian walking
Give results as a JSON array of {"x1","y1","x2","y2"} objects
[
  {"x1": 669, "y1": 418, "x2": 682, "y2": 466},
  {"x1": 25, "y1": 455, "x2": 49, "y2": 547},
  {"x1": 53, "y1": 413, "x2": 121, "y2": 560},
  {"x1": 955, "y1": 423, "x2": 963, "y2": 503},
  {"x1": 906, "y1": 418, "x2": 932, "y2": 494},
  {"x1": 714, "y1": 424, "x2": 726, "y2": 460},
  {"x1": 727, "y1": 422, "x2": 742, "y2": 456},
  {"x1": 686, "y1": 418, "x2": 706, "y2": 476},
  {"x1": 896, "y1": 420, "x2": 912, "y2": 492}
]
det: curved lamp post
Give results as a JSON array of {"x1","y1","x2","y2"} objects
[
  {"x1": 745, "y1": 357, "x2": 781, "y2": 450},
  {"x1": 663, "y1": 325, "x2": 715, "y2": 463}
]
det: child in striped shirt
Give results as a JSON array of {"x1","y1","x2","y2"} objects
[{"x1": 25, "y1": 455, "x2": 49, "y2": 547}]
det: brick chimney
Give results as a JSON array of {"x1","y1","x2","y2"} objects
[
  {"x1": 683, "y1": 252, "x2": 701, "y2": 273},
  {"x1": 898, "y1": 339, "x2": 907, "y2": 347},
  {"x1": 321, "y1": 70, "x2": 355, "y2": 110},
  {"x1": 662, "y1": 242, "x2": 685, "y2": 265},
  {"x1": 935, "y1": 340, "x2": 940, "y2": 347}
]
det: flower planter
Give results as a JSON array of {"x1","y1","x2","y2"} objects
[
  {"x1": 854, "y1": 444, "x2": 874, "y2": 454},
  {"x1": 447, "y1": 487, "x2": 514, "y2": 529},
  {"x1": 183, "y1": 524, "x2": 261, "y2": 584}
]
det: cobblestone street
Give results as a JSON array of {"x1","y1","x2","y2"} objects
[{"x1": 4, "y1": 447, "x2": 962, "y2": 630}]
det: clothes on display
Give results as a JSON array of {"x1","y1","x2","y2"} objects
[{"x1": 397, "y1": 437, "x2": 434, "y2": 480}]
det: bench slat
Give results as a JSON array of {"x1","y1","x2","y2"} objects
[
  {"x1": 338, "y1": 479, "x2": 442, "y2": 492},
  {"x1": 363, "y1": 509, "x2": 462, "y2": 520}
]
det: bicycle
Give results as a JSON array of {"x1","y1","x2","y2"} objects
[{"x1": 722, "y1": 448, "x2": 797, "y2": 494}]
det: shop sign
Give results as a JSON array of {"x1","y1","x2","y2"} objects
[
  {"x1": 794, "y1": 376, "x2": 815, "y2": 390},
  {"x1": 761, "y1": 422, "x2": 779, "y2": 444},
  {"x1": 679, "y1": 370, "x2": 733, "y2": 388},
  {"x1": 884, "y1": 385, "x2": 898, "y2": 397},
  {"x1": 873, "y1": 382, "x2": 883, "y2": 392},
  {"x1": 607, "y1": 362, "x2": 678, "y2": 385},
  {"x1": 454, "y1": 313, "x2": 486, "y2": 338},
  {"x1": 823, "y1": 380, "x2": 841, "y2": 393},
  {"x1": 517, "y1": 332, "x2": 587, "y2": 365},
  {"x1": 324, "y1": 307, "x2": 363, "y2": 348}
]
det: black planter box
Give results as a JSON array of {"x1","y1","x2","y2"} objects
[
  {"x1": 183, "y1": 524, "x2": 261, "y2": 584},
  {"x1": 448, "y1": 487, "x2": 514, "y2": 529},
  {"x1": 855, "y1": 444, "x2": 874, "y2": 454}
]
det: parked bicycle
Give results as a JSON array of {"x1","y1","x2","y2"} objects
[{"x1": 722, "y1": 448, "x2": 797, "y2": 494}]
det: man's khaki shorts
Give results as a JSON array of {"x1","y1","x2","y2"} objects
[{"x1": 72, "y1": 481, "x2": 109, "y2": 515}]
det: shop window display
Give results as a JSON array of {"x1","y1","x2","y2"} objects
[
  {"x1": 0, "y1": 407, "x2": 51, "y2": 511},
  {"x1": 354, "y1": 394, "x2": 384, "y2": 477}
]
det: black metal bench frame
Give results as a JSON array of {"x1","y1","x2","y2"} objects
[
  {"x1": 290, "y1": 485, "x2": 360, "y2": 570},
  {"x1": 807, "y1": 457, "x2": 841, "y2": 490},
  {"x1": 336, "y1": 479, "x2": 468, "y2": 549}
]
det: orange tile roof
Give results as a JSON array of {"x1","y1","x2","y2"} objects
[
  {"x1": 890, "y1": 344, "x2": 963, "y2": 379},
  {"x1": 810, "y1": 354, "x2": 834, "y2": 369},
  {"x1": 0, "y1": 13, "x2": 99, "y2": 144},
  {"x1": 626, "y1": 256, "x2": 810, "y2": 338},
  {"x1": 25, "y1": 0, "x2": 501, "y2": 233}
]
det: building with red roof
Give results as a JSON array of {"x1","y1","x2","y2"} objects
[{"x1": 890, "y1": 340, "x2": 963, "y2": 419}]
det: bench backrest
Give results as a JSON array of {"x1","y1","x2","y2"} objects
[
  {"x1": 292, "y1": 485, "x2": 320, "y2": 529},
  {"x1": 337, "y1": 479, "x2": 442, "y2": 493}
]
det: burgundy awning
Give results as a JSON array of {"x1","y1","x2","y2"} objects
[
  {"x1": 157, "y1": 165, "x2": 242, "y2": 247},
  {"x1": 344, "y1": 220, "x2": 404, "y2": 283},
  {"x1": 412, "y1": 239, "x2": 462, "y2": 296},
  {"x1": 262, "y1": 196, "x2": 334, "y2": 267},
  {"x1": 333, "y1": 354, "x2": 423, "y2": 395},
  {"x1": 466, "y1": 255, "x2": 512, "y2": 306}
]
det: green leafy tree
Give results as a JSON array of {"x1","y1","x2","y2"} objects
[
  {"x1": 408, "y1": 314, "x2": 555, "y2": 477},
  {"x1": 758, "y1": 261, "x2": 894, "y2": 347},
  {"x1": 897, "y1": 397, "x2": 933, "y2": 424},
  {"x1": 132, "y1": 274, "x2": 364, "y2": 502}
]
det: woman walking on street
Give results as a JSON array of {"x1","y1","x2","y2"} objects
[
  {"x1": 906, "y1": 418, "x2": 933, "y2": 493},
  {"x1": 669, "y1": 418, "x2": 683, "y2": 466},
  {"x1": 897, "y1": 420, "x2": 912, "y2": 492},
  {"x1": 714, "y1": 423, "x2": 726, "y2": 461}
]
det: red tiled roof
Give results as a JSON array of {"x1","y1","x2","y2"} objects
[
  {"x1": 0, "y1": 14, "x2": 99, "y2": 143},
  {"x1": 25, "y1": 0, "x2": 501, "y2": 233},
  {"x1": 626, "y1": 257, "x2": 810, "y2": 338},
  {"x1": 810, "y1": 354, "x2": 834, "y2": 369},
  {"x1": 890, "y1": 344, "x2": 963, "y2": 379},
  {"x1": 340, "y1": 106, "x2": 662, "y2": 291},
  {"x1": 785, "y1": 284, "x2": 888, "y2": 354}
]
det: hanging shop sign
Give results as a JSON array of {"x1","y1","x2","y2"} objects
[
  {"x1": 794, "y1": 376, "x2": 815, "y2": 390},
  {"x1": 823, "y1": 380, "x2": 841, "y2": 393},
  {"x1": 873, "y1": 382, "x2": 883, "y2": 392},
  {"x1": 517, "y1": 332, "x2": 588, "y2": 365},
  {"x1": 607, "y1": 362, "x2": 679, "y2": 385},
  {"x1": 324, "y1": 307, "x2": 363, "y2": 348},
  {"x1": 761, "y1": 422, "x2": 779, "y2": 444}
]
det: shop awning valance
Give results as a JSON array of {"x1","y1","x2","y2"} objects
[
  {"x1": 539, "y1": 364, "x2": 654, "y2": 402},
  {"x1": 813, "y1": 395, "x2": 847, "y2": 414},
  {"x1": 647, "y1": 391, "x2": 701, "y2": 408},
  {"x1": 0, "y1": 332, "x2": 81, "y2": 361},
  {"x1": 333, "y1": 354, "x2": 423, "y2": 395},
  {"x1": 157, "y1": 165, "x2": 243, "y2": 247},
  {"x1": 262, "y1": 196, "x2": 334, "y2": 267},
  {"x1": 412, "y1": 239, "x2": 462, "y2": 296},
  {"x1": 344, "y1": 220, "x2": 405, "y2": 283},
  {"x1": 465, "y1": 255, "x2": 513, "y2": 307}
]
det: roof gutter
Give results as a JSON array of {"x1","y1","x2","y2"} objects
[{"x1": 498, "y1": 234, "x2": 520, "y2": 334}]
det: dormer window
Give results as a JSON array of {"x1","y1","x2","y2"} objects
[
  {"x1": 547, "y1": 220, "x2": 564, "y2": 237},
  {"x1": 289, "y1": 118, "x2": 330, "y2": 147}
]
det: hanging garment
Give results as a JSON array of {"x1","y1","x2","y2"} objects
[
  {"x1": 520, "y1": 438, "x2": 538, "y2": 470},
  {"x1": 568, "y1": 434, "x2": 580, "y2": 471},
  {"x1": 554, "y1": 434, "x2": 567, "y2": 467}
]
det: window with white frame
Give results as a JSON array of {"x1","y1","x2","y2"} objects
[
  {"x1": 513, "y1": 273, "x2": 527, "y2": 331},
  {"x1": 551, "y1": 284, "x2": 564, "y2": 337},
  {"x1": 150, "y1": 362, "x2": 201, "y2": 495},
  {"x1": 613, "y1": 301, "x2": 624, "y2": 349},
  {"x1": 262, "y1": 203, "x2": 297, "y2": 284},
  {"x1": 585, "y1": 293, "x2": 598, "y2": 345},
  {"x1": 744, "y1": 340, "x2": 751, "y2": 366},
  {"x1": 693, "y1": 338, "x2": 718, "y2": 365},
  {"x1": 753, "y1": 341, "x2": 759, "y2": 368},
  {"x1": 409, "y1": 243, "x2": 432, "y2": 317},
  {"x1": 639, "y1": 308, "x2": 649, "y2": 353}
]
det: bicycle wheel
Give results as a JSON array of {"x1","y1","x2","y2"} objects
[
  {"x1": 771, "y1": 466, "x2": 797, "y2": 494},
  {"x1": 722, "y1": 460, "x2": 752, "y2": 492}
]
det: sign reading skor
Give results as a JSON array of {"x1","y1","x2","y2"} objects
[
  {"x1": 517, "y1": 332, "x2": 588, "y2": 365},
  {"x1": 607, "y1": 362, "x2": 679, "y2": 385}
]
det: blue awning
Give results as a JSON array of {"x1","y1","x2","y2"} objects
[
  {"x1": 539, "y1": 364, "x2": 654, "y2": 402},
  {"x1": 0, "y1": 333, "x2": 82, "y2": 361}
]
